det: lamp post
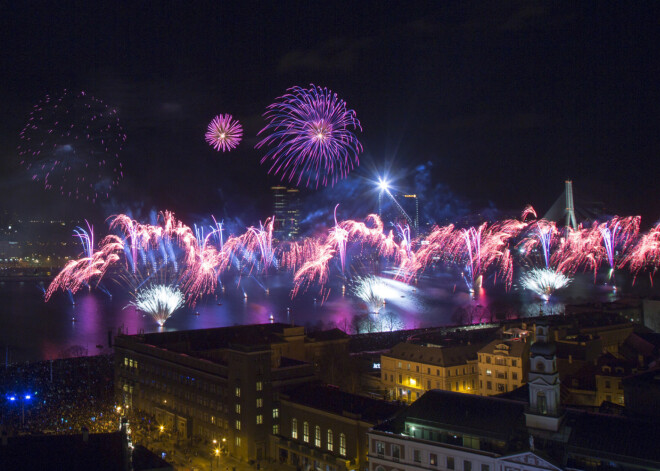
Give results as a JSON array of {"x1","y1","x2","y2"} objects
[{"x1": 8, "y1": 393, "x2": 33, "y2": 427}]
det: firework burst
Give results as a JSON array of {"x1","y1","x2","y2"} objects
[
  {"x1": 18, "y1": 89, "x2": 125, "y2": 202},
  {"x1": 205, "y1": 114, "x2": 243, "y2": 152},
  {"x1": 256, "y1": 84, "x2": 362, "y2": 188},
  {"x1": 129, "y1": 285, "x2": 184, "y2": 327},
  {"x1": 520, "y1": 268, "x2": 572, "y2": 300},
  {"x1": 351, "y1": 275, "x2": 387, "y2": 314}
]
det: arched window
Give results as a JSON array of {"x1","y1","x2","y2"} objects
[
  {"x1": 327, "y1": 429, "x2": 333, "y2": 451},
  {"x1": 292, "y1": 418, "x2": 298, "y2": 439},
  {"x1": 339, "y1": 433, "x2": 346, "y2": 456},
  {"x1": 375, "y1": 466, "x2": 386, "y2": 471},
  {"x1": 303, "y1": 421, "x2": 309, "y2": 442},
  {"x1": 537, "y1": 391, "x2": 547, "y2": 415},
  {"x1": 315, "y1": 425, "x2": 321, "y2": 447}
]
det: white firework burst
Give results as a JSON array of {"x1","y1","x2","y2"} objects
[
  {"x1": 520, "y1": 268, "x2": 571, "y2": 300},
  {"x1": 130, "y1": 284, "x2": 184, "y2": 326},
  {"x1": 351, "y1": 275, "x2": 387, "y2": 314}
]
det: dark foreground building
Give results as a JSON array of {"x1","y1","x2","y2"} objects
[
  {"x1": 114, "y1": 323, "x2": 348, "y2": 462},
  {"x1": 0, "y1": 423, "x2": 171, "y2": 471}
]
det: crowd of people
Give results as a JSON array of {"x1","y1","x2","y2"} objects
[{"x1": 0, "y1": 354, "x2": 120, "y2": 434}]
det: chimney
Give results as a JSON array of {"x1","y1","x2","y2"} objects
[{"x1": 82, "y1": 426, "x2": 89, "y2": 443}]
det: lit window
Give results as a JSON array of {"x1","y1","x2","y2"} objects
[
  {"x1": 486, "y1": 369, "x2": 492, "y2": 376},
  {"x1": 256, "y1": 381, "x2": 263, "y2": 391},
  {"x1": 235, "y1": 386, "x2": 241, "y2": 397},
  {"x1": 236, "y1": 404, "x2": 241, "y2": 414},
  {"x1": 292, "y1": 418, "x2": 298, "y2": 439},
  {"x1": 273, "y1": 424, "x2": 279, "y2": 435},
  {"x1": 235, "y1": 436, "x2": 241, "y2": 447},
  {"x1": 256, "y1": 398, "x2": 263, "y2": 408},
  {"x1": 430, "y1": 454, "x2": 437, "y2": 466},
  {"x1": 315, "y1": 425, "x2": 321, "y2": 447},
  {"x1": 327, "y1": 429, "x2": 333, "y2": 451},
  {"x1": 303, "y1": 422, "x2": 309, "y2": 442},
  {"x1": 235, "y1": 420, "x2": 241, "y2": 430},
  {"x1": 339, "y1": 433, "x2": 346, "y2": 456},
  {"x1": 256, "y1": 414, "x2": 263, "y2": 424},
  {"x1": 273, "y1": 408, "x2": 279, "y2": 419}
]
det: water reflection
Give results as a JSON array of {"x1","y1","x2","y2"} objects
[{"x1": 0, "y1": 269, "x2": 657, "y2": 362}]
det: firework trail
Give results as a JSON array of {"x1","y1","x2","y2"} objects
[
  {"x1": 599, "y1": 216, "x2": 640, "y2": 277},
  {"x1": 129, "y1": 285, "x2": 184, "y2": 327},
  {"x1": 520, "y1": 267, "x2": 572, "y2": 300},
  {"x1": 245, "y1": 218, "x2": 276, "y2": 273},
  {"x1": 205, "y1": 114, "x2": 243, "y2": 152},
  {"x1": 256, "y1": 84, "x2": 363, "y2": 188},
  {"x1": 17, "y1": 89, "x2": 125, "y2": 202},
  {"x1": 45, "y1": 235, "x2": 124, "y2": 301},
  {"x1": 517, "y1": 220, "x2": 559, "y2": 269},
  {"x1": 521, "y1": 205, "x2": 537, "y2": 222},
  {"x1": 73, "y1": 220, "x2": 95, "y2": 258},
  {"x1": 291, "y1": 241, "x2": 336, "y2": 297},
  {"x1": 328, "y1": 205, "x2": 348, "y2": 274},
  {"x1": 620, "y1": 223, "x2": 660, "y2": 281},
  {"x1": 553, "y1": 224, "x2": 604, "y2": 280}
]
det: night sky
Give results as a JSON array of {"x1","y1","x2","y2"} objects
[{"x1": 1, "y1": 2, "x2": 658, "y2": 231}]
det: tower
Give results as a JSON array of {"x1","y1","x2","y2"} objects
[
  {"x1": 525, "y1": 322, "x2": 563, "y2": 432},
  {"x1": 565, "y1": 180, "x2": 577, "y2": 230}
]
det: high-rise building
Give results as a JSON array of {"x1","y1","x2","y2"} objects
[{"x1": 271, "y1": 186, "x2": 300, "y2": 241}]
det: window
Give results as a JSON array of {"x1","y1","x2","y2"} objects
[
  {"x1": 448, "y1": 370, "x2": 451, "y2": 377},
  {"x1": 303, "y1": 422, "x2": 309, "y2": 442},
  {"x1": 235, "y1": 386, "x2": 241, "y2": 397},
  {"x1": 273, "y1": 424, "x2": 279, "y2": 434},
  {"x1": 398, "y1": 361, "x2": 402, "y2": 368},
  {"x1": 398, "y1": 374, "x2": 402, "y2": 383},
  {"x1": 235, "y1": 436, "x2": 241, "y2": 447},
  {"x1": 376, "y1": 441, "x2": 385, "y2": 455},
  {"x1": 315, "y1": 425, "x2": 321, "y2": 447},
  {"x1": 413, "y1": 449, "x2": 421, "y2": 463},
  {"x1": 292, "y1": 418, "x2": 298, "y2": 439},
  {"x1": 339, "y1": 433, "x2": 346, "y2": 456},
  {"x1": 497, "y1": 383, "x2": 505, "y2": 392},
  {"x1": 256, "y1": 414, "x2": 263, "y2": 424},
  {"x1": 427, "y1": 367, "x2": 431, "y2": 374},
  {"x1": 392, "y1": 445, "x2": 400, "y2": 459},
  {"x1": 464, "y1": 460, "x2": 472, "y2": 471},
  {"x1": 481, "y1": 465, "x2": 490, "y2": 471},
  {"x1": 407, "y1": 363, "x2": 411, "y2": 370},
  {"x1": 537, "y1": 392, "x2": 547, "y2": 415},
  {"x1": 327, "y1": 430, "x2": 333, "y2": 451},
  {"x1": 427, "y1": 380, "x2": 431, "y2": 389},
  {"x1": 486, "y1": 369, "x2": 492, "y2": 376},
  {"x1": 536, "y1": 361, "x2": 545, "y2": 372},
  {"x1": 273, "y1": 408, "x2": 279, "y2": 419},
  {"x1": 486, "y1": 356, "x2": 491, "y2": 364},
  {"x1": 256, "y1": 398, "x2": 263, "y2": 408},
  {"x1": 235, "y1": 420, "x2": 241, "y2": 430},
  {"x1": 436, "y1": 369, "x2": 440, "y2": 375},
  {"x1": 430, "y1": 453, "x2": 437, "y2": 466},
  {"x1": 605, "y1": 380, "x2": 611, "y2": 389},
  {"x1": 235, "y1": 404, "x2": 241, "y2": 414},
  {"x1": 512, "y1": 372, "x2": 518, "y2": 380},
  {"x1": 512, "y1": 360, "x2": 517, "y2": 367},
  {"x1": 447, "y1": 457, "x2": 454, "y2": 470},
  {"x1": 256, "y1": 381, "x2": 263, "y2": 391},
  {"x1": 487, "y1": 381, "x2": 492, "y2": 390},
  {"x1": 416, "y1": 365, "x2": 420, "y2": 372}
]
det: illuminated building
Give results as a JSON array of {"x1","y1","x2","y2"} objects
[
  {"x1": 477, "y1": 338, "x2": 530, "y2": 396},
  {"x1": 368, "y1": 326, "x2": 660, "y2": 471},
  {"x1": 380, "y1": 342, "x2": 483, "y2": 402},
  {"x1": 271, "y1": 186, "x2": 300, "y2": 241},
  {"x1": 273, "y1": 383, "x2": 403, "y2": 471},
  {"x1": 114, "y1": 324, "x2": 349, "y2": 462}
]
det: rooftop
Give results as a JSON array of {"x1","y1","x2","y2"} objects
[
  {"x1": 384, "y1": 341, "x2": 483, "y2": 367},
  {"x1": 283, "y1": 383, "x2": 403, "y2": 424}
]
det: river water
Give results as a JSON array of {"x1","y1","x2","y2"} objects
[{"x1": 0, "y1": 269, "x2": 649, "y2": 363}]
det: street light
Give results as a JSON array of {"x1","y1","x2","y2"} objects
[{"x1": 7, "y1": 393, "x2": 34, "y2": 427}]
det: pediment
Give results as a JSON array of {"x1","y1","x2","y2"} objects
[{"x1": 499, "y1": 451, "x2": 561, "y2": 471}]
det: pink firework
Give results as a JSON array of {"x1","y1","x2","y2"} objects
[{"x1": 205, "y1": 114, "x2": 243, "y2": 152}]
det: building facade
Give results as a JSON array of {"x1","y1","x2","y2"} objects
[
  {"x1": 380, "y1": 342, "x2": 482, "y2": 402},
  {"x1": 477, "y1": 339, "x2": 529, "y2": 396},
  {"x1": 114, "y1": 324, "x2": 329, "y2": 461}
]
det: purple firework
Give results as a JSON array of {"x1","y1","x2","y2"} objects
[
  {"x1": 17, "y1": 89, "x2": 126, "y2": 203},
  {"x1": 205, "y1": 114, "x2": 243, "y2": 152},
  {"x1": 256, "y1": 84, "x2": 363, "y2": 188}
]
